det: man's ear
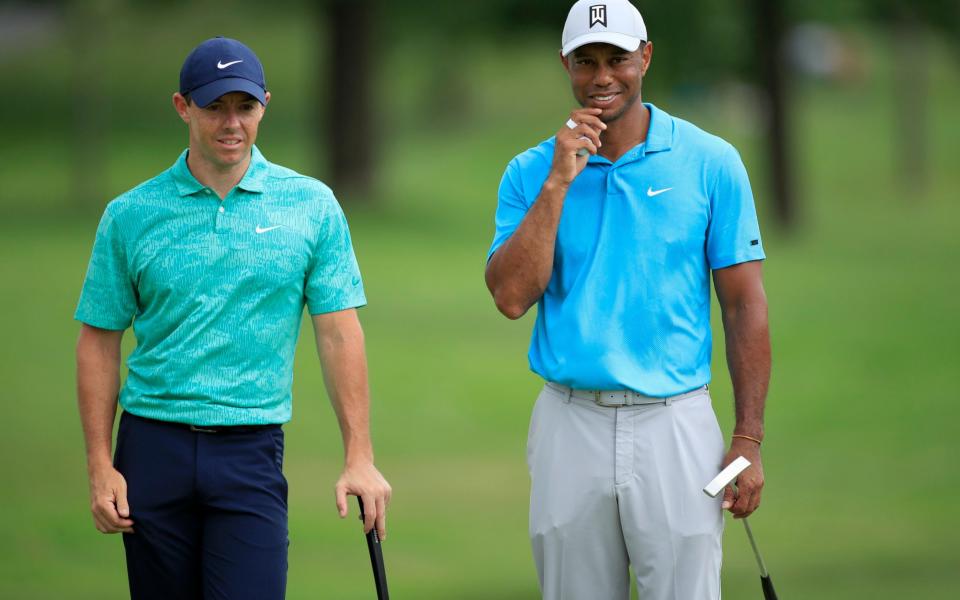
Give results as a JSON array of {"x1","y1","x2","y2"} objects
[
  {"x1": 172, "y1": 92, "x2": 191, "y2": 124},
  {"x1": 640, "y1": 41, "x2": 653, "y2": 76}
]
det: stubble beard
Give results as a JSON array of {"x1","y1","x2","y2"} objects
[{"x1": 599, "y1": 83, "x2": 642, "y2": 124}]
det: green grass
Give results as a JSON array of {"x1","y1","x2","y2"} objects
[{"x1": 1, "y1": 11, "x2": 958, "y2": 599}]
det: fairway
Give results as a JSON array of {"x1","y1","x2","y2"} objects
[{"x1": 0, "y1": 14, "x2": 958, "y2": 600}]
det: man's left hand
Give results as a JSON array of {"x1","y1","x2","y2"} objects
[
  {"x1": 335, "y1": 462, "x2": 392, "y2": 540},
  {"x1": 720, "y1": 438, "x2": 764, "y2": 519}
]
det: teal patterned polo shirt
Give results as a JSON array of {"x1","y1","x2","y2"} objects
[{"x1": 75, "y1": 146, "x2": 366, "y2": 425}]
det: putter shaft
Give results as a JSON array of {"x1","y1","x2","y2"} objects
[
  {"x1": 742, "y1": 518, "x2": 768, "y2": 577},
  {"x1": 743, "y1": 518, "x2": 778, "y2": 600}
]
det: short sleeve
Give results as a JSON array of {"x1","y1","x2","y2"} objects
[
  {"x1": 305, "y1": 197, "x2": 367, "y2": 315},
  {"x1": 75, "y1": 208, "x2": 137, "y2": 330},
  {"x1": 706, "y1": 145, "x2": 766, "y2": 269},
  {"x1": 487, "y1": 159, "x2": 531, "y2": 261}
]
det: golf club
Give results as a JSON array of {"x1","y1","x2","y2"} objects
[
  {"x1": 703, "y1": 456, "x2": 779, "y2": 600},
  {"x1": 357, "y1": 497, "x2": 389, "y2": 600}
]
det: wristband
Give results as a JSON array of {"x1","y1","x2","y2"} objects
[{"x1": 732, "y1": 434, "x2": 762, "y2": 445}]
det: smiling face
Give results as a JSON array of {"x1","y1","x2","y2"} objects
[
  {"x1": 173, "y1": 90, "x2": 270, "y2": 172},
  {"x1": 562, "y1": 41, "x2": 652, "y2": 123}
]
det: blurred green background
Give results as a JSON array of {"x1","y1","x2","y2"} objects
[{"x1": 0, "y1": 0, "x2": 958, "y2": 598}]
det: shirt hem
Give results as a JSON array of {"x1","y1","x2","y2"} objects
[
  {"x1": 74, "y1": 313, "x2": 131, "y2": 331},
  {"x1": 120, "y1": 403, "x2": 291, "y2": 427},
  {"x1": 308, "y1": 299, "x2": 367, "y2": 315},
  {"x1": 709, "y1": 251, "x2": 766, "y2": 270}
]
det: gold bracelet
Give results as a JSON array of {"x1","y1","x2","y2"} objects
[{"x1": 732, "y1": 434, "x2": 762, "y2": 445}]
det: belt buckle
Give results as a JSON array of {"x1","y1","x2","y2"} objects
[
  {"x1": 593, "y1": 390, "x2": 627, "y2": 407},
  {"x1": 592, "y1": 390, "x2": 612, "y2": 407},
  {"x1": 189, "y1": 425, "x2": 218, "y2": 433}
]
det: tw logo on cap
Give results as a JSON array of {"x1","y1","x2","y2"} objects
[{"x1": 589, "y1": 4, "x2": 607, "y2": 27}]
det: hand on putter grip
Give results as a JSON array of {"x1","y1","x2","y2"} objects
[
  {"x1": 89, "y1": 465, "x2": 134, "y2": 534},
  {"x1": 721, "y1": 442, "x2": 764, "y2": 518},
  {"x1": 335, "y1": 462, "x2": 391, "y2": 540}
]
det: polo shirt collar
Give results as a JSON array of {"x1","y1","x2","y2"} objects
[
  {"x1": 236, "y1": 145, "x2": 268, "y2": 194},
  {"x1": 643, "y1": 103, "x2": 674, "y2": 154},
  {"x1": 170, "y1": 145, "x2": 268, "y2": 197},
  {"x1": 171, "y1": 149, "x2": 204, "y2": 196},
  {"x1": 587, "y1": 102, "x2": 675, "y2": 166}
]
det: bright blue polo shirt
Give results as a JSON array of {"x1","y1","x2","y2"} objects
[
  {"x1": 488, "y1": 104, "x2": 765, "y2": 396},
  {"x1": 75, "y1": 146, "x2": 366, "y2": 425}
]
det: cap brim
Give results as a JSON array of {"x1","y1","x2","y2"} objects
[
  {"x1": 189, "y1": 78, "x2": 266, "y2": 107},
  {"x1": 562, "y1": 32, "x2": 644, "y2": 57}
]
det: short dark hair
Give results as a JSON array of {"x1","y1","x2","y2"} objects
[{"x1": 183, "y1": 93, "x2": 193, "y2": 105}]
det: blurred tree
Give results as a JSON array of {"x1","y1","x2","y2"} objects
[
  {"x1": 380, "y1": 0, "x2": 756, "y2": 100},
  {"x1": 321, "y1": 0, "x2": 379, "y2": 200},
  {"x1": 752, "y1": 0, "x2": 796, "y2": 228},
  {"x1": 865, "y1": 0, "x2": 960, "y2": 197},
  {"x1": 890, "y1": 3, "x2": 929, "y2": 195},
  {"x1": 67, "y1": 0, "x2": 114, "y2": 211}
]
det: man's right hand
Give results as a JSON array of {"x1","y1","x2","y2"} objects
[
  {"x1": 88, "y1": 464, "x2": 134, "y2": 534},
  {"x1": 550, "y1": 108, "x2": 606, "y2": 185}
]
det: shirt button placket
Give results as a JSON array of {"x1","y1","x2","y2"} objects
[{"x1": 214, "y1": 190, "x2": 227, "y2": 233}]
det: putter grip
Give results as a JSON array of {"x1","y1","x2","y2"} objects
[
  {"x1": 761, "y1": 575, "x2": 778, "y2": 600},
  {"x1": 565, "y1": 118, "x2": 591, "y2": 157},
  {"x1": 357, "y1": 497, "x2": 390, "y2": 600}
]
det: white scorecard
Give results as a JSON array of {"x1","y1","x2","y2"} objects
[{"x1": 702, "y1": 456, "x2": 751, "y2": 498}]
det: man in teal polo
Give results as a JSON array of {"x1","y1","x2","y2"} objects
[
  {"x1": 75, "y1": 37, "x2": 390, "y2": 599},
  {"x1": 485, "y1": 1, "x2": 771, "y2": 599}
]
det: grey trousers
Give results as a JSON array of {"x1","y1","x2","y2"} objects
[{"x1": 527, "y1": 383, "x2": 725, "y2": 600}]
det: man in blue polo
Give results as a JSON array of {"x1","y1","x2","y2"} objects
[
  {"x1": 485, "y1": 1, "x2": 771, "y2": 598},
  {"x1": 75, "y1": 37, "x2": 391, "y2": 599}
]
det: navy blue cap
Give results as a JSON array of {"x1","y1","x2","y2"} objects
[{"x1": 179, "y1": 37, "x2": 267, "y2": 107}]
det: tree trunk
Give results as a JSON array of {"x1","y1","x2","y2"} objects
[
  {"x1": 892, "y1": 6, "x2": 927, "y2": 197},
  {"x1": 753, "y1": 0, "x2": 795, "y2": 229},
  {"x1": 323, "y1": 0, "x2": 377, "y2": 201},
  {"x1": 68, "y1": 0, "x2": 112, "y2": 212}
]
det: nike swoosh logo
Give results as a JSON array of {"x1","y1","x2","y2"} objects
[
  {"x1": 255, "y1": 225, "x2": 282, "y2": 234},
  {"x1": 217, "y1": 59, "x2": 243, "y2": 70},
  {"x1": 647, "y1": 186, "x2": 673, "y2": 197}
]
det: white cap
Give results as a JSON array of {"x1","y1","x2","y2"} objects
[{"x1": 561, "y1": 0, "x2": 647, "y2": 57}]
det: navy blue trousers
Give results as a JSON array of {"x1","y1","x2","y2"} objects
[{"x1": 114, "y1": 412, "x2": 288, "y2": 600}]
